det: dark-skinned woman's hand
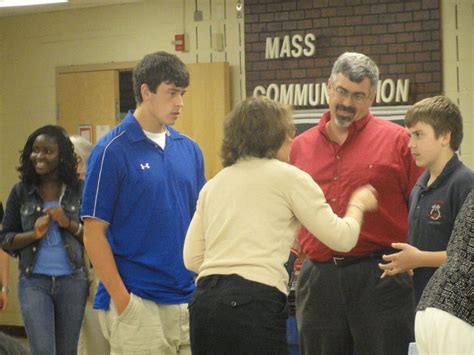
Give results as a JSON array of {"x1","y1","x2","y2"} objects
[
  {"x1": 44, "y1": 206, "x2": 70, "y2": 229},
  {"x1": 34, "y1": 214, "x2": 50, "y2": 240}
]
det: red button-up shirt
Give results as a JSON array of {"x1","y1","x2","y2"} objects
[{"x1": 290, "y1": 111, "x2": 423, "y2": 262}]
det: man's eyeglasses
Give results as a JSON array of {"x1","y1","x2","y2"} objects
[{"x1": 333, "y1": 86, "x2": 369, "y2": 103}]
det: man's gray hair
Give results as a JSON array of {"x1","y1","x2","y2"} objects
[{"x1": 329, "y1": 52, "x2": 379, "y2": 93}]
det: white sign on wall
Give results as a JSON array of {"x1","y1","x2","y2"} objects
[
  {"x1": 253, "y1": 79, "x2": 410, "y2": 107},
  {"x1": 265, "y1": 34, "x2": 316, "y2": 59},
  {"x1": 256, "y1": 32, "x2": 411, "y2": 107}
]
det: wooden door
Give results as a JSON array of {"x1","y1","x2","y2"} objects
[
  {"x1": 175, "y1": 62, "x2": 230, "y2": 179},
  {"x1": 57, "y1": 70, "x2": 119, "y2": 143},
  {"x1": 56, "y1": 63, "x2": 230, "y2": 179}
]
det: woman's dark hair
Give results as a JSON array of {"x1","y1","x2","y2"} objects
[
  {"x1": 221, "y1": 96, "x2": 294, "y2": 167},
  {"x1": 18, "y1": 125, "x2": 79, "y2": 188}
]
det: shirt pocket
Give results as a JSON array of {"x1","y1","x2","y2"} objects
[
  {"x1": 62, "y1": 198, "x2": 81, "y2": 221},
  {"x1": 20, "y1": 202, "x2": 42, "y2": 231},
  {"x1": 349, "y1": 163, "x2": 402, "y2": 197}
]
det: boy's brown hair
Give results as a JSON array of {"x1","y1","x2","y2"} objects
[{"x1": 405, "y1": 95, "x2": 463, "y2": 151}]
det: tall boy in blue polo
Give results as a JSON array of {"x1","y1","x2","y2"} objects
[
  {"x1": 81, "y1": 51, "x2": 205, "y2": 354},
  {"x1": 379, "y1": 95, "x2": 473, "y2": 304}
]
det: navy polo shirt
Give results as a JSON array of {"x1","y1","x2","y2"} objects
[
  {"x1": 81, "y1": 111, "x2": 205, "y2": 309},
  {"x1": 408, "y1": 154, "x2": 473, "y2": 304}
]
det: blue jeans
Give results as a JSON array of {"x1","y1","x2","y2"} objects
[
  {"x1": 287, "y1": 315, "x2": 299, "y2": 355},
  {"x1": 18, "y1": 271, "x2": 89, "y2": 355}
]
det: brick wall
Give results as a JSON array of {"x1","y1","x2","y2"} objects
[{"x1": 244, "y1": 0, "x2": 441, "y2": 107}]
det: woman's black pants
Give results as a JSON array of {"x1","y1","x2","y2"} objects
[{"x1": 189, "y1": 274, "x2": 288, "y2": 355}]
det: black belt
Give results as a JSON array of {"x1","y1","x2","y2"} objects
[{"x1": 314, "y1": 248, "x2": 396, "y2": 267}]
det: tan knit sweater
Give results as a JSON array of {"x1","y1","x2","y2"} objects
[{"x1": 183, "y1": 157, "x2": 360, "y2": 294}]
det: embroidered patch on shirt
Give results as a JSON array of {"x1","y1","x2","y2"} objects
[{"x1": 428, "y1": 201, "x2": 443, "y2": 221}]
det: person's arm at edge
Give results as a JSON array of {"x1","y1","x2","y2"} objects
[
  {"x1": 83, "y1": 217, "x2": 129, "y2": 315},
  {"x1": 1, "y1": 184, "x2": 49, "y2": 252},
  {"x1": 0, "y1": 250, "x2": 9, "y2": 286},
  {"x1": 0, "y1": 250, "x2": 9, "y2": 311},
  {"x1": 183, "y1": 203, "x2": 205, "y2": 273}
]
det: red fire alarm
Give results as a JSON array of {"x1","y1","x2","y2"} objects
[{"x1": 174, "y1": 34, "x2": 186, "y2": 52}]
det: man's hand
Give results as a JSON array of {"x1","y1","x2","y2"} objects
[
  {"x1": 115, "y1": 292, "x2": 131, "y2": 316},
  {"x1": 84, "y1": 218, "x2": 130, "y2": 316},
  {"x1": 378, "y1": 242, "x2": 419, "y2": 278}
]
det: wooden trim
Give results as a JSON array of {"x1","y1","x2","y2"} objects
[{"x1": 56, "y1": 61, "x2": 137, "y2": 75}]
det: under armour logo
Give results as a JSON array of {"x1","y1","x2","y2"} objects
[{"x1": 140, "y1": 163, "x2": 150, "y2": 170}]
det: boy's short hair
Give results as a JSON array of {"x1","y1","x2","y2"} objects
[
  {"x1": 133, "y1": 51, "x2": 189, "y2": 104},
  {"x1": 221, "y1": 96, "x2": 295, "y2": 167},
  {"x1": 405, "y1": 95, "x2": 463, "y2": 151}
]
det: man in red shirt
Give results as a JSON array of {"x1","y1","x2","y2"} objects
[{"x1": 290, "y1": 52, "x2": 423, "y2": 355}]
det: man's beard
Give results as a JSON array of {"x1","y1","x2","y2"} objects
[{"x1": 334, "y1": 104, "x2": 356, "y2": 128}]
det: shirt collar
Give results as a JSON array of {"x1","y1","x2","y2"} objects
[
  {"x1": 26, "y1": 183, "x2": 66, "y2": 199},
  {"x1": 317, "y1": 111, "x2": 373, "y2": 138},
  {"x1": 416, "y1": 154, "x2": 461, "y2": 189},
  {"x1": 123, "y1": 110, "x2": 183, "y2": 144}
]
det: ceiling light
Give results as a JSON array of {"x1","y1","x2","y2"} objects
[{"x1": 0, "y1": 0, "x2": 68, "y2": 8}]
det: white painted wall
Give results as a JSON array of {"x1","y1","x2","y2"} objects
[
  {"x1": 0, "y1": 0, "x2": 245, "y2": 200},
  {"x1": 441, "y1": 0, "x2": 474, "y2": 168}
]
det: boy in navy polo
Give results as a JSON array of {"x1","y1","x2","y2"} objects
[
  {"x1": 379, "y1": 95, "x2": 473, "y2": 304},
  {"x1": 81, "y1": 52, "x2": 205, "y2": 354}
]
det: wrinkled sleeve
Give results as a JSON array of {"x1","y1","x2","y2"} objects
[
  {"x1": 0, "y1": 184, "x2": 23, "y2": 256},
  {"x1": 288, "y1": 171, "x2": 360, "y2": 252},
  {"x1": 195, "y1": 144, "x2": 206, "y2": 191},
  {"x1": 81, "y1": 144, "x2": 123, "y2": 223},
  {"x1": 183, "y1": 192, "x2": 206, "y2": 273}
]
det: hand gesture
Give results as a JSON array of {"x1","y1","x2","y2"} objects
[
  {"x1": 378, "y1": 242, "x2": 418, "y2": 278},
  {"x1": 349, "y1": 184, "x2": 378, "y2": 212},
  {"x1": 34, "y1": 214, "x2": 50, "y2": 240},
  {"x1": 44, "y1": 206, "x2": 70, "y2": 229}
]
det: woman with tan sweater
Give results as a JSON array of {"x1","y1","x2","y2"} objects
[{"x1": 183, "y1": 96, "x2": 378, "y2": 354}]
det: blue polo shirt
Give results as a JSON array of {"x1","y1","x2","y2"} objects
[
  {"x1": 408, "y1": 154, "x2": 473, "y2": 304},
  {"x1": 81, "y1": 111, "x2": 205, "y2": 309}
]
